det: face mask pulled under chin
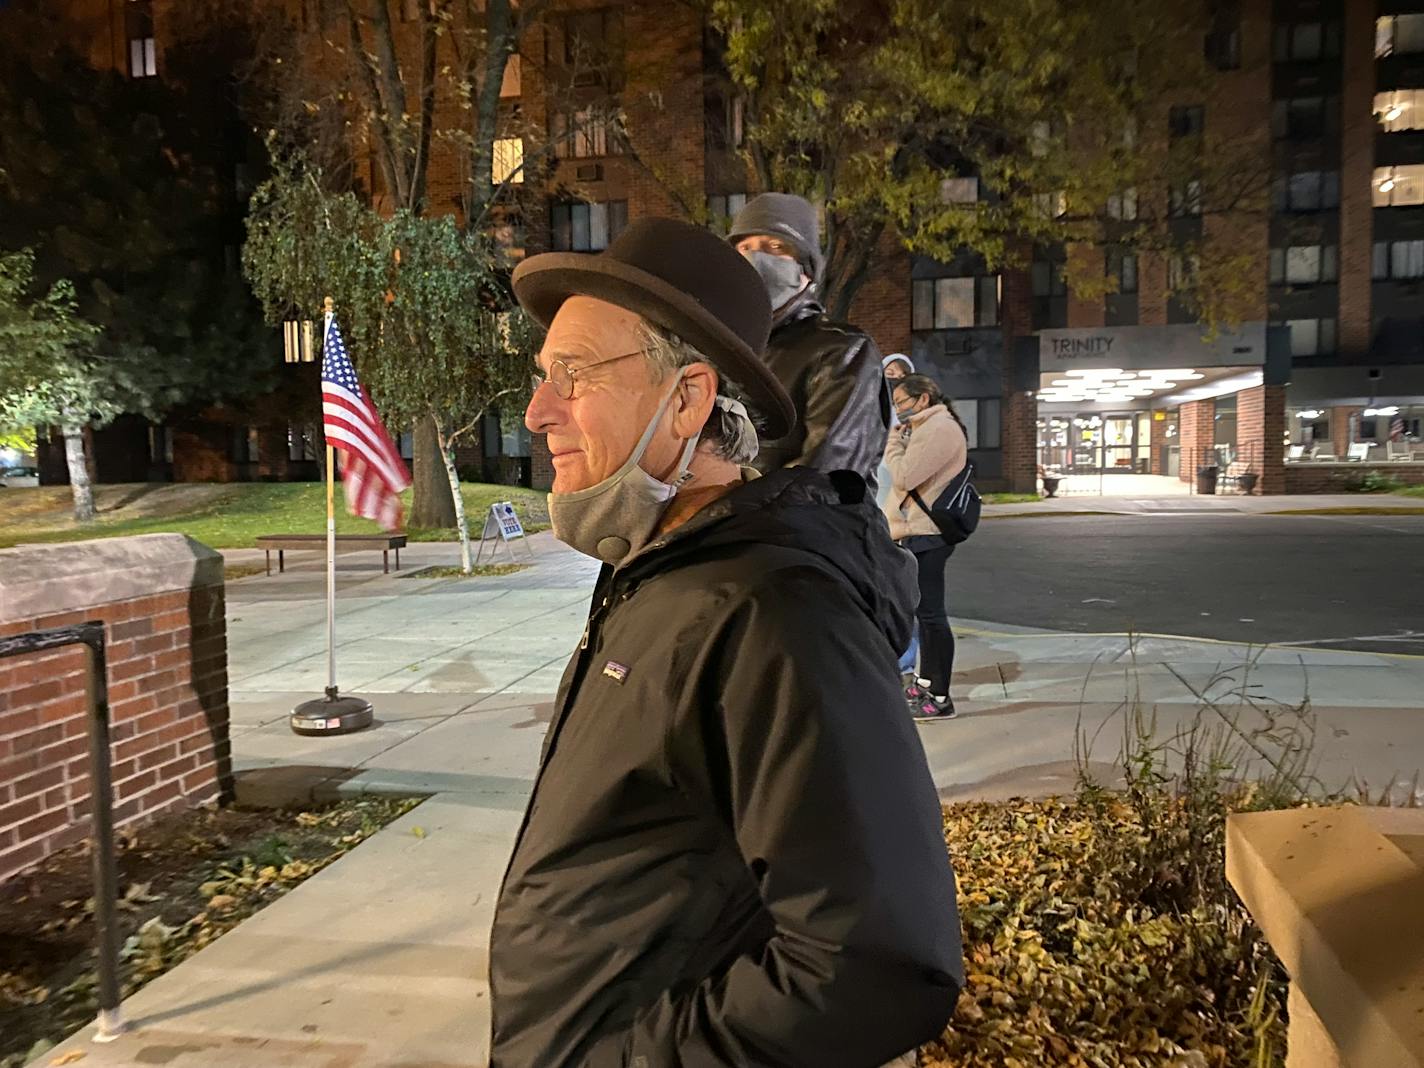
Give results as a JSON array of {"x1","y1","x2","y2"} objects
[
  {"x1": 741, "y1": 249, "x2": 809, "y2": 311},
  {"x1": 547, "y1": 369, "x2": 699, "y2": 567}
]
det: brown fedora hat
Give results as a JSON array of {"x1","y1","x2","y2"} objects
[{"x1": 512, "y1": 217, "x2": 796, "y2": 439}]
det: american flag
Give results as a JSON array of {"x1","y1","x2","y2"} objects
[{"x1": 321, "y1": 315, "x2": 411, "y2": 532}]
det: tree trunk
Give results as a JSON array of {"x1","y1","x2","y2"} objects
[
  {"x1": 409, "y1": 414, "x2": 456, "y2": 529},
  {"x1": 436, "y1": 425, "x2": 474, "y2": 573},
  {"x1": 62, "y1": 423, "x2": 96, "y2": 523}
]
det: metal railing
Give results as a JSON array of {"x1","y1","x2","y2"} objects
[{"x1": 0, "y1": 622, "x2": 126, "y2": 1041}]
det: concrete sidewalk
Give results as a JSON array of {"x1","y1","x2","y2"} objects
[{"x1": 42, "y1": 531, "x2": 1424, "y2": 1066}]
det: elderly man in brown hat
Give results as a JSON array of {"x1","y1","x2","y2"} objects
[{"x1": 487, "y1": 217, "x2": 962, "y2": 1067}]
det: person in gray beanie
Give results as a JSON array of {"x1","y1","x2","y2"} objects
[{"x1": 730, "y1": 193, "x2": 891, "y2": 492}]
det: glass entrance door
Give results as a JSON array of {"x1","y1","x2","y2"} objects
[{"x1": 1103, "y1": 415, "x2": 1136, "y2": 472}]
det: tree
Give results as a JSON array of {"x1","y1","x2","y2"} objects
[
  {"x1": 243, "y1": 155, "x2": 534, "y2": 570},
  {"x1": 709, "y1": 0, "x2": 1270, "y2": 322},
  {"x1": 241, "y1": 0, "x2": 560, "y2": 527},
  {"x1": 0, "y1": 1, "x2": 276, "y2": 502},
  {"x1": 0, "y1": 251, "x2": 104, "y2": 520}
]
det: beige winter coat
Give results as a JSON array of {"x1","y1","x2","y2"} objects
[{"x1": 881, "y1": 404, "x2": 968, "y2": 541}]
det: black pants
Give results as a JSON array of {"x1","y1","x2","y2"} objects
[{"x1": 912, "y1": 542, "x2": 955, "y2": 697}]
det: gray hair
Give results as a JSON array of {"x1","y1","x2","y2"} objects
[{"x1": 636, "y1": 320, "x2": 761, "y2": 465}]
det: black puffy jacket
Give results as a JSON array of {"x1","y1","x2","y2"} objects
[
  {"x1": 488, "y1": 468, "x2": 964, "y2": 1068},
  {"x1": 752, "y1": 294, "x2": 891, "y2": 493}
]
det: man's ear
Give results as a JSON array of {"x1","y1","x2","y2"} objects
[{"x1": 671, "y1": 363, "x2": 718, "y2": 441}]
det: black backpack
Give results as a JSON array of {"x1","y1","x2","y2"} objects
[{"x1": 908, "y1": 461, "x2": 981, "y2": 545}]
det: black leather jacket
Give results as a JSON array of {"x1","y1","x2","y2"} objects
[{"x1": 751, "y1": 292, "x2": 891, "y2": 492}]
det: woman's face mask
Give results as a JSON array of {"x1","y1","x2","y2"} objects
[
  {"x1": 740, "y1": 249, "x2": 809, "y2": 312},
  {"x1": 547, "y1": 369, "x2": 699, "y2": 567}
]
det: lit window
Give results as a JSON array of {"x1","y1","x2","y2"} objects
[
  {"x1": 551, "y1": 106, "x2": 622, "y2": 160},
  {"x1": 1375, "y1": 90, "x2": 1423, "y2": 132},
  {"x1": 1282, "y1": 318, "x2": 1337, "y2": 357},
  {"x1": 911, "y1": 275, "x2": 1000, "y2": 330},
  {"x1": 126, "y1": 0, "x2": 157, "y2": 78},
  {"x1": 1168, "y1": 252, "x2": 1199, "y2": 291},
  {"x1": 492, "y1": 137, "x2": 524, "y2": 185},
  {"x1": 1271, "y1": 245, "x2": 1337, "y2": 285},
  {"x1": 939, "y1": 177, "x2": 979, "y2": 205},
  {"x1": 550, "y1": 200, "x2": 628, "y2": 252},
  {"x1": 1374, "y1": 165, "x2": 1424, "y2": 207},
  {"x1": 1377, "y1": 14, "x2": 1424, "y2": 58},
  {"x1": 1107, "y1": 187, "x2": 1138, "y2": 221},
  {"x1": 1169, "y1": 179, "x2": 1203, "y2": 218},
  {"x1": 1031, "y1": 191, "x2": 1067, "y2": 218},
  {"x1": 284, "y1": 320, "x2": 316, "y2": 363}
]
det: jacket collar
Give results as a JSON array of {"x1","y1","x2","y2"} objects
[{"x1": 771, "y1": 287, "x2": 824, "y2": 330}]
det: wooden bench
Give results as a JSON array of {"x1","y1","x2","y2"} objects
[{"x1": 255, "y1": 534, "x2": 407, "y2": 576}]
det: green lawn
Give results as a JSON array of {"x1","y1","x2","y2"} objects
[
  {"x1": 0, "y1": 482, "x2": 548, "y2": 550},
  {"x1": 1394, "y1": 484, "x2": 1424, "y2": 498},
  {"x1": 980, "y1": 492, "x2": 1042, "y2": 505}
]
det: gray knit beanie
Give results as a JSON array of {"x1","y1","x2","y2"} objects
[{"x1": 728, "y1": 193, "x2": 824, "y2": 282}]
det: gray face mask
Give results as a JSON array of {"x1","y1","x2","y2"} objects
[
  {"x1": 741, "y1": 249, "x2": 809, "y2": 311},
  {"x1": 547, "y1": 369, "x2": 699, "y2": 567}
]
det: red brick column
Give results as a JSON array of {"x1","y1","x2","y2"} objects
[
  {"x1": 1329, "y1": 406, "x2": 1362, "y2": 456},
  {"x1": 0, "y1": 535, "x2": 231, "y2": 883},
  {"x1": 1149, "y1": 411, "x2": 1171, "y2": 475},
  {"x1": 1178, "y1": 399, "x2": 1216, "y2": 482},
  {"x1": 1236, "y1": 384, "x2": 1287, "y2": 493},
  {"x1": 1338, "y1": 0, "x2": 1376, "y2": 359},
  {"x1": 999, "y1": 265, "x2": 1038, "y2": 493}
]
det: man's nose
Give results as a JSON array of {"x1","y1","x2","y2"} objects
[{"x1": 526, "y1": 379, "x2": 561, "y2": 433}]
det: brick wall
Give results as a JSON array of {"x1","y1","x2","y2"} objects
[
  {"x1": 1284, "y1": 463, "x2": 1424, "y2": 493},
  {"x1": 531, "y1": 435, "x2": 555, "y2": 491},
  {"x1": 999, "y1": 265, "x2": 1038, "y2": 492},
  {"x1": 1149, "y1": 411, "x2": 1171, "y2": 475},
  {"x1": 1065, "y1": 244, "x2": 1106, "y2": 328},
  {"x1": 1178, "y1": 399, "x2": 1217, "y2": 481},
  {"x1": 1338, "y1": 0, "x2": 1376, "y2": 359},
  {"x1": 0, "y1": 535, "x2": 231, "y2": 884},
  {"x1": 847, "y1": 232, "x2": 912, "y2": 356}
]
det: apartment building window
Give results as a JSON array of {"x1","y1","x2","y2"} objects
[
  {"x1": 562, "y1": 9, "x2": 624, "y2": 86},
  {"x1": 1106, "y1": 248, "x2": 1138, "y2": 293},
  {"x1": 1280, "y1": 318, "x2": 1337, "y2": 357},
  {"x1": 1374, "y1": 165, "x2": 1424, "y2": 207},
  {"x1": 126, "y1": 1, "x2": 157, "y2": 78},
  {"x1": 959, "y1": 399, "x2": 1002, "y2": 450},
  {"x1": 1107, "y1": 187, "x2": 1139, "y2": 221},
  {"x1": 940, "y1": 177, "x2": 980, "y2": 205},
  {"x1": 1373, "y1": 240, "x2": 1424, "y2": 280},
  {"x1": 1376, "y1": 14, "x2": 1424, "y2": 58},
  {"x1": 1376, "y1": 90, "x2": 1424, "y2": 132},
  {"x1": 283, "y1": 319, "x2": 316, "y2": 363},
  {"x1": 287, "y1": 424, "x2": 319, "y2": 463},
  {"x1": 550, "y1": 200, "x2": 628, "y2": 252},
  {"x1": 1031, "y1": 256, "x2": 1066, "y2": 299},
  {"x1": 1169, "y1": 106, "x2": 1205, "y2": 140},
  {"x1": 1269, "y1": 244, "x2": 1338, "y2": 285},
  {"x1": 911, "y1": 276, "x2": 1000, "y2": 330},
  {"x1": 1271, "y1": 96, "x2": 1336, "y2": 140},
  {"x1": 1275, "y1": 170, "x2": 1340, "y2": 212},
  {"x1": 1169, "y1": 178, "x2": 1203, "y2": 218},
  {"x1": 230, "y1": 427, "x2": 260, "y2": 465},
  {"x1": 1274, "y1": 21, "x2": 1341, "y2": 62},
  {"x1": 1205, "y1": 1, "x2": 1242, "y2": 70},
  {"x1": 551, "y1": 106, "x2": 622, "y2": 159},
  {"x1": 492, "y1": 137, "x2": 524, "y2": 185},
  {"x1": 148, "y1": 426, "x2": 173, "y2": 465},
  {"x1": 707, "y1": 193, "x2": 747, "y2": 228}
]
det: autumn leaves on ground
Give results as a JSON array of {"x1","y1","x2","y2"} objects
[
  {"x1": 0, "y1": 797, "x2": 420, "y2": 1068},
  {"x1": 1, "y1": 788, "x2": 1286, "y2": 1068}
]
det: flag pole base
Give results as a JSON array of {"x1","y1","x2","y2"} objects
[{"x1": 290, "y1": 692, "x2": 374, "y2": 736}]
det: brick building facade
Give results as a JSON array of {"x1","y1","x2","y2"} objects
[{"x1": 29, "y1": 0, "x2": 1424, "y2": 494}]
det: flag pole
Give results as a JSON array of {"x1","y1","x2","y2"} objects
[
  {"x1": 290, "y1": 296, "x2": 373, "y2": 737},
  {"x1": 323, "y1": 297, "x2": 337, "y2": 699}
]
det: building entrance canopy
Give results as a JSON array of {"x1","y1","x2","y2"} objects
[{"x1": 1038, "y1": 323, "x2": 1271, "y2": 374}]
